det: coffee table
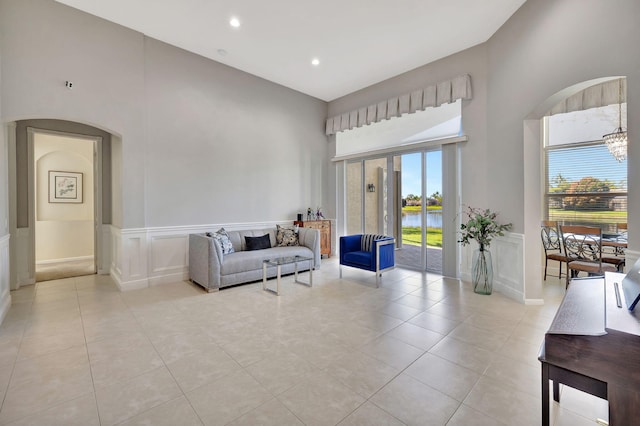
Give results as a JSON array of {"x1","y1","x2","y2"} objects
[{"x1": 262, "y1": 255, "x2": 313, "y2": 295}]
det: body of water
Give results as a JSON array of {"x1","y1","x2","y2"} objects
[{"x1": 402, "y1": 210, "x2": 442, "y2": 228}]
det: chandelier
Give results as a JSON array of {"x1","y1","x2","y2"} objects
[{"x1": 603, "y1": 78, "x2": 627, "y2": 162}]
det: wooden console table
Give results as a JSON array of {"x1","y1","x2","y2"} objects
[{"x1": 294, "y1": 220, "x2": 331, "y2": 258}]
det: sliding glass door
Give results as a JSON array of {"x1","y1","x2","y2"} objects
[
  {"x1": 346, "y1": 149, "x2": 443, "y2": 273},
  {"x1": 394, "y1": 150, "x2": 442, "y2": 272}
]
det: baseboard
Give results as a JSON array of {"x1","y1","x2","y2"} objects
[
  {"x1": 493, "y1": 281, "x2": 525, "y2": 303},
  {"x1": 115, "y1": 276, "x2": 149, "y2": 292},
  {"x1": 36, "y1": 255, "x2": 94, "y2": 265},
  {"x1": 148, "y1": 272, "x2": 189, "y2": 286}
]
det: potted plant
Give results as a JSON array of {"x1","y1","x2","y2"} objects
[{"x1": 458, "y1": 206, "x2": 512, "y2": 294}]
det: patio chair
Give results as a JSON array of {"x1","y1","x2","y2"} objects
[
  {"x1": 540, "y1": 221, "x2": 570, "y2": 280},
  {"x1": 601, "y1": 222, "x2": 627, "y2": 272},
  {"x1": 561, "y1": 225, "x2": 617, "y2": 288},
  {"x1": 339, "y1": 234, "x2": 395, "y2": 287}
]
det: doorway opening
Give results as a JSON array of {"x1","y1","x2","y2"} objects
[
  {"x1": 395, "y1": 150, "x2": 443, "y2": 273},
  {"x1": 31, "y1": 129, "x2": 101, "y2": 282}
]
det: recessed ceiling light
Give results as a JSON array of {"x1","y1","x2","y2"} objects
[
  {"x1": 311, "y1": 58, "x2": 320, "y2": 66},
  {"x1": 229, "y1": 17, "x2": 240, "y2": 28}
]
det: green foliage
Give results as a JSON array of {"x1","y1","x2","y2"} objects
[
  {"x1": 402, "y1": 206, "x2": 441, "y2": 212},
  {"x1": 550, "y1": 173, "x2": 571, "y2": 193},
  {"x1": 402, "y1": 227, "x2": 442, "y2": 247},
  {"x1": 458, "y1": 206, "x2": 512, "y2": 248},
  {"x1": 563, "y1": 176, "x2": 613, "y2": 210}
]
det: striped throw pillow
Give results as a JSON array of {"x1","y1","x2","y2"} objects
[{"x1": 361, "y1": 234, "x2": 386, "y2": 252}]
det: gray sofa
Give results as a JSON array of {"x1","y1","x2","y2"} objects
[{"x1": 188, "y1": 227, "x2": 321, "y2": 292}]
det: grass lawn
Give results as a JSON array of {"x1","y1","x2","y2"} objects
[
  {"x1": 402, "y1": 226, "x2": 442, "y2": 248},
  {"x1": 549, "y1": 208, "x2": 626, "y2": 222},
  {"x1": 403, "y1": 206, "x2": 442, "y2": 212}
]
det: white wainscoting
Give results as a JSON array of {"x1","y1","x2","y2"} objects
[
  {"x1": 110, "y1": 220, "x2": 333, "y2": 291},
  {"x1": 0, "y1": 235, "x2": 11, "y2": 324},
  {"x1": 460, "y1": 232, "x2": 525, "y2": 302}
]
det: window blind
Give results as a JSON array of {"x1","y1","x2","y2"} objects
[{"x1": 545, "y1": 142, "x2": 627, "y2": 232}]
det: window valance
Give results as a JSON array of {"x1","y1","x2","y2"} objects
[
  {"x1": 547, "y1": 78, "x2": 626, "y2": 116},
  {"x1": 325, "y1": 74, "x2": 472, "y2": 136}
]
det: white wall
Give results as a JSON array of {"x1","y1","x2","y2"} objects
[
  {"x1": 0, "y1": 0, "x2": 331, "y2": 290},
  {"x1": 0, "y1": 0, "x2": 331, "y2": 228},
  {"x1": 34, "y1": 132, "x2": 94, "y2": 262},
  {"x1": 143, "y1": 38, "x2": 329, "y2": 226}
]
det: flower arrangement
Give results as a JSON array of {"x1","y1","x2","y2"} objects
[{"x1": 458, "y1": 206, "x2": 512, "y2": 249}]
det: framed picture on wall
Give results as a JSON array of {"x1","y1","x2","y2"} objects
[{"x1": 49, "y1": 171, "x2": 83, "y2": 203}]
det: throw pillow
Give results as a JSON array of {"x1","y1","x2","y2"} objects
[
  {"x1": 245, "y1": 234, "x2": 271, "y2": 251},
  {"x1": 361, "y1": 234, "x2": 386, "y2": 252},
  {"x1": 276, "y1": 225, "x2": 299, "y2": 247},
  {"x1": 206, "y1": 228, "x2": 235, "y2": 254}
]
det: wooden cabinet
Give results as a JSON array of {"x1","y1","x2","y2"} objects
[{"x1": 294, "y1": 220, "x2": 331, "y2": 258}]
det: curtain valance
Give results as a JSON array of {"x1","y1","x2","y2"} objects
[
  {"x1": 325, "y1": 74, "x2": 472, "y2": 136},
  {"x1": 547, "y1": 78, "x2": 626, "y2": 116}
]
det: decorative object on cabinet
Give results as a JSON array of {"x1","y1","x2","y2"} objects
[{"x1": 294, "y1": 220, "x2": 331, "y2": 258}]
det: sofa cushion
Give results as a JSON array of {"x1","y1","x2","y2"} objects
[
  {"x1": 245, "y1": 234, "x2": 271, "y2": 251},
  {"x1": 206, "y1": 228, "x2": 234, "y2": 254},
  {"x1": 276, "y1": 225, "x2": 299, "y2": 247},
  {"x1": 343, "y1": 251, "x2": 372, "y2": 267}
]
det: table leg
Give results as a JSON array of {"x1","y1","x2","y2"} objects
[
  {"x1": 293, "y1": 259, "x2": 312, "y2": 287},
  {"x1": 276, "y1": 265, "x2": 281, "y2": 295},
  {"x1": 262, "y1": 262, "x2": 267, "y2": 291},
  {"x1": 542, "y1": 362, "x2": 550, "y2": 426}
]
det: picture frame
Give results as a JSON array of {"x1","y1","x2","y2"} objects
[{"x1": 49, "y1": 171, "x2": 83, "y2": 203}]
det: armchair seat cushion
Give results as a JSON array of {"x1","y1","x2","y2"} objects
[{"x1": 343, "y1": 251, "x2": 372, "y2": 267}]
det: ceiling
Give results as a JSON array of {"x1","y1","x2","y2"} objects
[{"x1": 55, "y1": 0, "x2": 526, "y2": 102}]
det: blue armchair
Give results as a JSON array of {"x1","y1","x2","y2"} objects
[{"x1": 339, "y1": 234, "x2": 395, "y2": 287}]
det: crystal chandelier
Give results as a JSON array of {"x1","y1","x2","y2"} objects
[{"x1": 603, "y1": 78, "x2": 627, "y2": 162}]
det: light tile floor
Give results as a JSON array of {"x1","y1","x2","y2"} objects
[{"x1": 0, "y1": 259, "x2": 608, "y2": 425}]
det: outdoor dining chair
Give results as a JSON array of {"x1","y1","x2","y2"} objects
[
  {"x1": 540, "y1": 221, "x2": 570, "y2": 280},
  {"x1": 560, "y1": 225, "x2": 618, "y2": 288},
  {"x1": 601, "y1": 222, "x2": 627, "y2": 272}
]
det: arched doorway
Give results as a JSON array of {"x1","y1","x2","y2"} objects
[
  {"x1": 7, "y1": 119, "x2": 115, "y2": 290},
  {"x1": 523, "y1": 77, "x2": 628, "y2": 301}
]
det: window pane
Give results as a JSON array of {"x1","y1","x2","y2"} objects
[{"x1": 546, "y1": 143, "x2": 626, "y2": 232}]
